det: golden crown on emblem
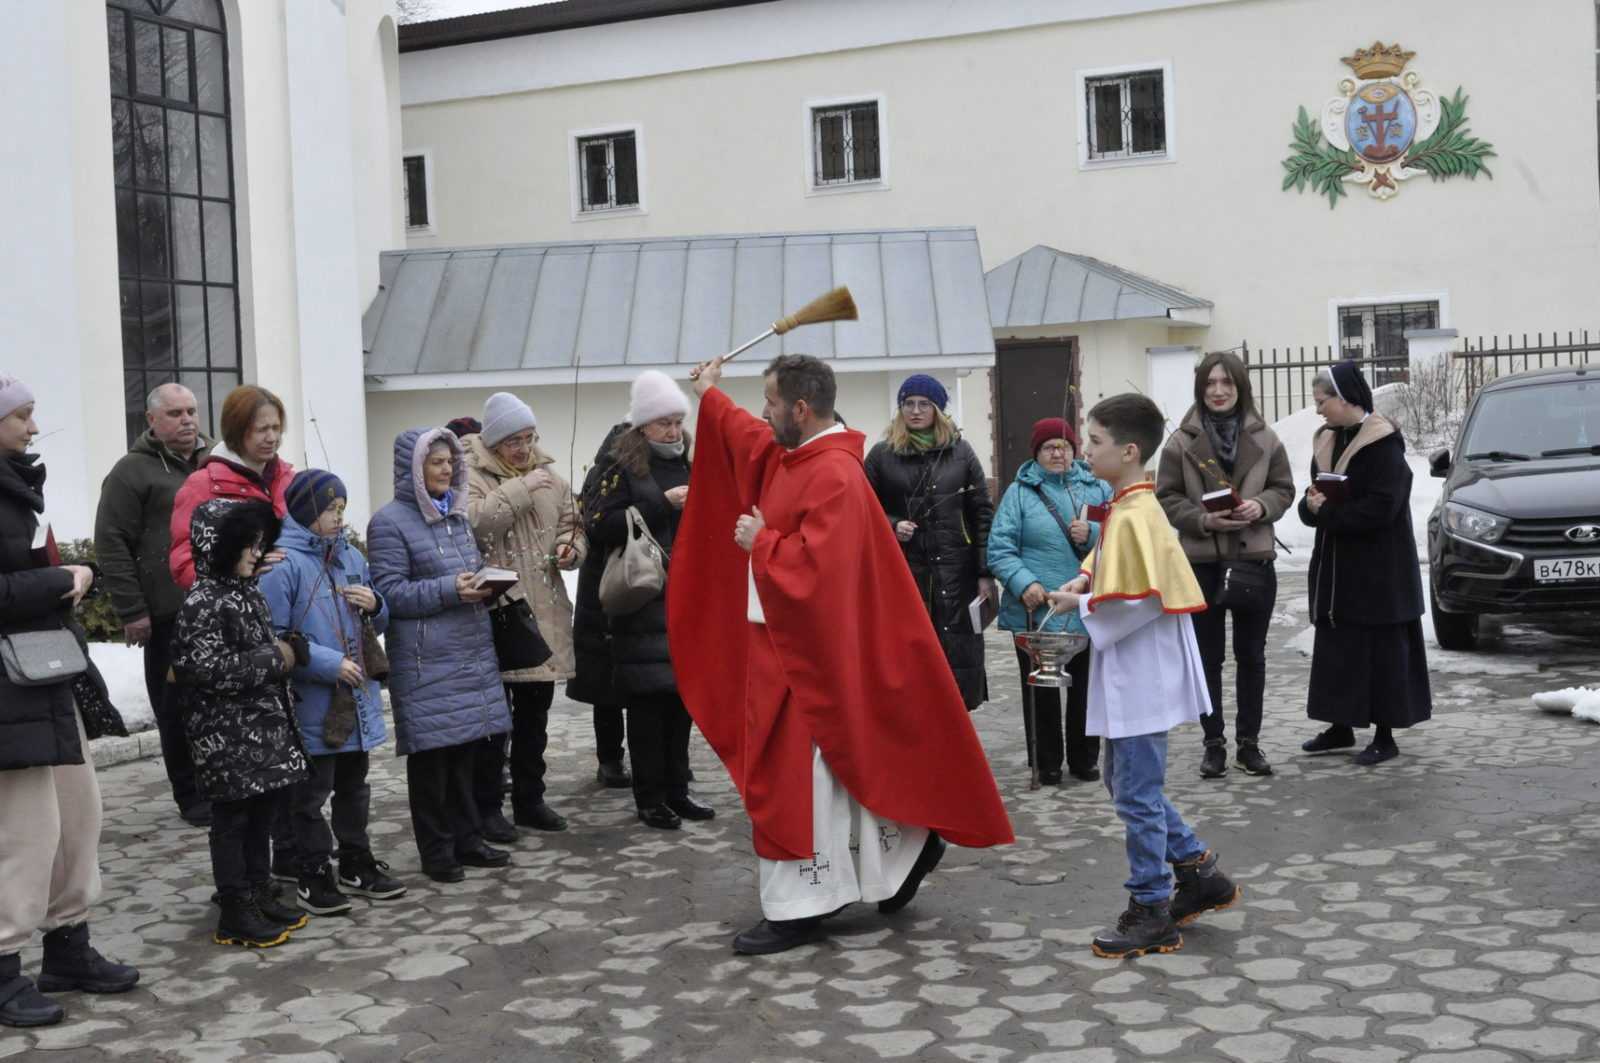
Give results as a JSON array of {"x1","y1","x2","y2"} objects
[{"x1": 1341, "y1": 41, "x2": 1416, "y2": 80}]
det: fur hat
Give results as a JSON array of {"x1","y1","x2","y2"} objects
[
  {"x1": 0, "y1": 374, "x2": 34, "y2": 423},
  {"x1": 896, "y1": 373, "x2": 948, "y2": 411},
  {"x1": 1030, "y1": 417, "x2": 1080, "y2": 457},
  {"x1": 445, "y1": 416, "x2": 482, "y2": 439},
  {"x1": 481, "y1": 393, "x2": 537, "y2": 447},
  {"x1": 628, "y1": 370, "x2": 691, "y2": 426},
  {"x1": 285, "y1": 469, "x2": 347, "y2": 529}
]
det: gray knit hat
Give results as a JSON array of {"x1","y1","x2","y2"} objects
[{"x1": 481, "y1": 392, "x2": 537, "y2": 447}]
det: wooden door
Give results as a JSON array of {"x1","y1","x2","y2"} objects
[{"x1": 993, "y1": 339, "x2": 1080, "y2": 487}]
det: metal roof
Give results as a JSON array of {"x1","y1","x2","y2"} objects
[
  {"x1": 985, "y1": 245, "x2": 1212, "y2": 328},
  {"x1": 399, "y1": 0, "x2": 777, "y2": 53},
  {"x1": 362, "y1": 228, "x2": 997, "y2": 385}
]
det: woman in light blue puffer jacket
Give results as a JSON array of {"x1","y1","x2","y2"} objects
[
  {"x1": 986, "y1": 418, "x2": 1113, "y2": 785},
  {"x1": 366, "y1": 429, "x2": 512, "y2": 883}
]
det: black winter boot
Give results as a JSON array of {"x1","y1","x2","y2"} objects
[
  {"x1": 36, "y1": 923, "x2": 140, "y2": 994},
  {"x1": 214, "y1": 893, "x2": 290, "y2": 949},
  {"x1": 254, "y1": 881, "x2": 310, "y2": 928},
  {"x1": 1170, "y1": 849, "x2": 1242, "y2": 925},
  {"x1": 1199, "y1": 740, "x2": 1228, "y2": 778},
  {"x1": 1235, "y1": 741, "x2": 1273, "y2": 776},
  {"x1": 0, "y1": 953, "x2": 64, "y2": 1028},
  {"x1": 1090, "y1": 897, "x2": 1183, "y2": 958}
]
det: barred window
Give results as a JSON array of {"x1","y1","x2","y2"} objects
[
  {"x1": 812, "y1": 102, "x2": 881, "y2": 186},
  {"x1": 107, "y1": 0, "x2": 241, "y2": 448},
  {"x1": 1085, "y1": 70, "x2": 1166, "y2": 161},
  {"x1": 1339, "y1": 301, "x2": 1438, "y2": 385},
  {"x1": 402, "y1": 154, "x2": 431, "y2": 230},
  {"x1": 576, "y1": 132, "x2": 639, "y2": 213}
]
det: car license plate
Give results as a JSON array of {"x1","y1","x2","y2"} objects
[{"x1": 1534, "y1": 556, "x2": 1600, "y2": 583}]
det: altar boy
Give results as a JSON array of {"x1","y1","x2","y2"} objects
[{"x1": 1049, "y1": 394, "x2": 1240, "y2": 958}]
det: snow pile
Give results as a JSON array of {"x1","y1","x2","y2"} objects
[
  {"x1": 88, "y1": 642, "x2": 154, "y2": 734},
  {"x1": 1532, "y1": 686, "x2": 1600, "y2": 723}
]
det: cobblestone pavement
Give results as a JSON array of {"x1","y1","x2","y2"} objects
[{"x1": 9, "y1": 571, "x2": 1600, "y2": 1063}]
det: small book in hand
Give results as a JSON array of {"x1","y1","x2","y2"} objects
[
  {"x1": 969, "y1": 590, "x2": 999, "y2": 633},
  {"x1": 1201, "y1": 488, "x2": 1243, "y2": 513},
  {"x1": 1083, "y1": 503, "x2": 1110, "y2": 523},
  {"x1": 1313, "y1": 473, "x2": 1350, "y2": 503},
  {"x1": 470, "y1": 566, "x2": 520, "y2": 593}
]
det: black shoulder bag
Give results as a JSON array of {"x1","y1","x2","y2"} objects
[{"x1": 1211, "y1": 533, "x2": 1276, "y2": 612}]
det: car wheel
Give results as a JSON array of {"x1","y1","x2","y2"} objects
[{"x1": 1431, "y1": 586, "x2": 1480, "y2": 651}]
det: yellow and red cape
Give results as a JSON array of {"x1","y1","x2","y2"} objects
[{"x1": 1080, "y1": 482, "x2": 1206, "y2": 615}]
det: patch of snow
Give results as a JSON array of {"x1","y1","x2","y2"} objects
[
  {"x1": 1532, "y1": 686, "x2": 1600, "y2": 723},
  {"x1": 1575, "y1": 691, "x2": 1600, "y2": 723},
  {"x1": 88, "y1": 642, "x2": 153, "y2": 733}
]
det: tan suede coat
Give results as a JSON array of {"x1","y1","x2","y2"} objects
[
  {"x1": 1156, "y1": 406, "x2": 1296, "y2": 563},
  {"x1": 464, "y1": 434, "x2": 587, "y2": 682}
]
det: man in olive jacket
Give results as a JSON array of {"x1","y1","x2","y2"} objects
[{"x1": 93, "y1": 384, "x2": 210, "y2": 825}]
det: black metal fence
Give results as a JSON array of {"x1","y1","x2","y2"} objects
[
  {"x1": 1457, "y1": 332, "x2": 1600, "y2": 402},
  {"x1": 1239, "y1": 343, "x2": 1409, "y2": 423}
]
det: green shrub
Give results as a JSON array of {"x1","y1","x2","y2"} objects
[{"x1": 56, "y1": 539, "x2": 125, "y2": 644}]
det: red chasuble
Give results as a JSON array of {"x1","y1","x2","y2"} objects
[{"x1": 668, "y1": 388, "x2": 1015, "y2": 861}]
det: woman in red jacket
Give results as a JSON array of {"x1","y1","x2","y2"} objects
[{"x1": 169, "y1": 386, "x2": 295, "y2": 589}]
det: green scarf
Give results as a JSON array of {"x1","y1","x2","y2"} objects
[{"x1": 907, "y1": 428, "x2": 938, "y2": 451}]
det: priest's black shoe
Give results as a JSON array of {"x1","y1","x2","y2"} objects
[
  {"x1": 513, "y1": 803, "x2": 567, "y2": 832},
  {"x1": 637, "y1": 803, "x2": 682, "y2": 830},
  {"x1": 1301, "y1": 726, "x2": 1356, "y2": 753},
  {"x1": 667, "y1": 795, "x2": 716, "y2": 821},
  {"x1": 35, "y1": 923, "x2": 140, "y2": 995},
  {"x1": 0, "y1": 956, "x2": 64, "y2": 1027},
  {"x1": 732, "y1": 917, "x2": 824, "y2": 955},
  {"x1": 1200, "y1": 741, "x2": 1228, "y2": 778},
  {"x1": 879, "y1": 832, "x2": 947, "y2": 914},
  {"x1": 423, "y1": 864, "x2": 465, "y2": 884},
  {"x1": 457, "y1": 844, "x2": 510, "y2": 869},
  {"x1": 480, "y1": 810, "x2": 518, "y2": 844},
  {"x1": 1090, "y1": 897, "x2": 1182, "y2": 959},
  {"x1": 1039, "y1": 768, "x2": 1063, "y2": 785},
  {"x1": 596, "y1": 760, "x2": 632, "y2": 789},
  {"x1": 1353, "y1": 741, "x2": 1399, "y2": 766}
]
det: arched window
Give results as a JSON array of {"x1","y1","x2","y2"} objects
[{"x1": 106, "y1": 0, "x2": 240, "y2": 446}]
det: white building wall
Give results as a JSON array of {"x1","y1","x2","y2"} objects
[{"x1": 400, "y1": 0, "x2": 1600, "y2": 351}]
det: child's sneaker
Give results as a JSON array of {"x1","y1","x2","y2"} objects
[
  {"x1": 296, "y1": 865, "x2": 353, "y2": 916},
  {"x1": 339, "y1": 855, "x2": 408, "y2": 901},
  {"x1": 1170, "y1": 849, "x2": 1241, "y2": 926},
  {"x1": 214, "y1": 894, "x2": 289, "y2": 949},
  {"x1": 253, "y1": 881, "x2": 309, "y2": 930},
  {"x1": 1090, "y1": 897, "x2": 1182, "y2": 958}
]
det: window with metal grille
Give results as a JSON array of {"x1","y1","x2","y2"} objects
[
  {"x1": 812, "y1": 102, "x2": 881, "y2": 186},
  {"x1": 576, "y1": 132, "x2": 639, "y2": 212},
  {"x1": 107, "y1": 0, "x2": 241, "y2": 448},
  {"x1": 1338, "y1": 301, "x2": 1439, "y2": 384},
  {"x1": 402, "y1": 154, "x2": 430, "y2": 230},
  {"x1": 1085, "y1": 70, "x2": 1166, "y2": 161}
]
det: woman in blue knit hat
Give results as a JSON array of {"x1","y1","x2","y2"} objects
[
  {"x1": 259, "y1": 469, "x2": 406, "y2": 915},
  {"x1": 864, "y1": 374, "x2": 994, "y2": 711}
]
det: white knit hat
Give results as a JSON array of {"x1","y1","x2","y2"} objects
[
  {"x1": 0, "y1": 374, "x2": 34, "y2": 422},
  {"x1": 628, "y1": 370, "x2": 691, "y2": 426},
  {"x1": 481, "y1": 392, "x2": 537, "y2": 447}
]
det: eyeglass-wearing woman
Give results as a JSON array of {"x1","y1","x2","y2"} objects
[
  {"x1": 987, "y1": 418, "x2": 1113, "y2": 783},
  {"x1": 1156, "y1": 352, "x2": 1296, "y2": 779},
  {"x1": 864, "y1": 375, "x2": 994, "y2": 711}
]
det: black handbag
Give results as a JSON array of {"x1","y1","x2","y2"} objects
[
  {"x1": 1213, "y1": 545, "x2": 1277, "y2": 613},
  {"x1": 490, "y1": 597, "x2": 553, "y2": 671}
]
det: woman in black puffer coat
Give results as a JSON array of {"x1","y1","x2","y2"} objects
[
  {"x1": 583, "y1": 371, "x2": 713, "y2": 831},
  {"x1": 0, "y1": 377, "x2": 137, "y2": 1029},
  {"x1": 864, "y1": 374, "x2": 994, "y2": 711}
]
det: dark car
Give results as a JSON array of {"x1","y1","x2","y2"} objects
[{"x1": 1426, "y1": 365, "x2": 1600, "y2": 649}]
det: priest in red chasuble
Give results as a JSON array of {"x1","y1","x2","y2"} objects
[{"x1": 670, "y1": 353, "x2": 1013, "y2": 955}]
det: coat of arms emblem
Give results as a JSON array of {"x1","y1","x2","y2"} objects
[{"x1": 1282, "y1": 42, "x2": 1495, "y2": 206}]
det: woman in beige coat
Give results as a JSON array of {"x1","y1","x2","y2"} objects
[
  {"x1": 464, "y1": 393, "x2": 586, "y2": 838},
  {"x1": 1156, "y1": 352, "x2": 1295, "y2": 781}
]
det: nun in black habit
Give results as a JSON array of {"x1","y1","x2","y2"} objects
[{"x1": 1296, "y1": 361, "x2": 1432, "y2": 765}]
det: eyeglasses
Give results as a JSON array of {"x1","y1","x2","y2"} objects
[
  {"x1": 1038, "y1": 444, "x2": 1072, "y2": 457},
  {"x1": 900, "y1": 400, "x2": 936, "y2": 413}
]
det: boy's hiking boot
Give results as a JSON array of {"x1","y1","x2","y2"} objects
[
  {"x1": 36, "y1": 923, "x2": 140, "y2": 994},
  {"x1": 295, "y1": 865, "x2": 352, "y2": 916},
  {"x1": 1235, "y1": 741, "x2": 1273, "y2": 776},
  {"x1": 255, "y1": 881, "x2": 310, "y2": 928},
  {"x1": 1091, "y1": 897, "x2": 1182, "y2": 959},
  {"x1": 339, "y1": 855, "x2": 407, "y2": 901},
  {"x1": 1170, "y1": 849, "x2": 1241, "y2": 926},
  {"x1": 214, "y1": 894, "x2": 290, "y2": 949},
  {"x1": 0, "y1": 954, "x2": 63, "y2": 1028},
  {"x1": 1199, "y1": 741, "x2": 1228, "y2": 778}
]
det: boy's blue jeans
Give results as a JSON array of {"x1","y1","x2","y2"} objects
[{"x1": 1104, "y1": 732, "x2": 1206, "y2": 905}]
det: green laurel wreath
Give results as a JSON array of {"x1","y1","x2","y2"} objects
[{"x1": 1281, "y1": 86, "x2": 1495, "y2": 208}]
